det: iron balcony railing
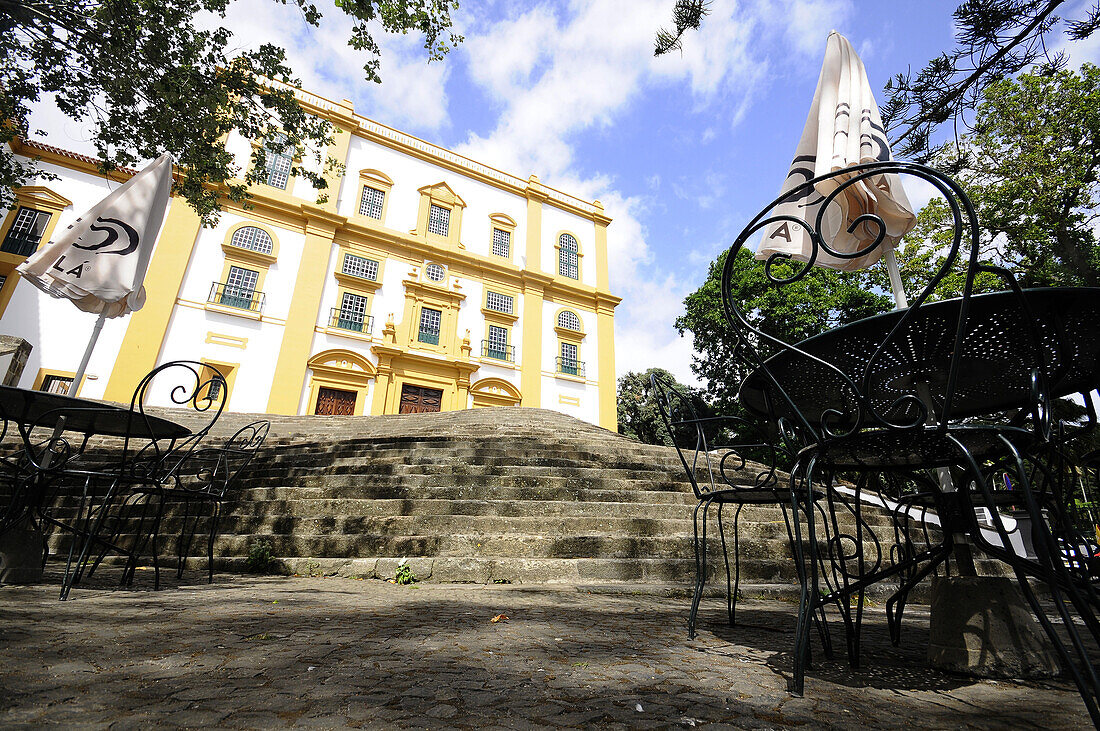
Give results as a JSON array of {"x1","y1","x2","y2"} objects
[
  {"x1": 556, "y1": 357, "x2": 585, "y2": 377},
  {"x1": 329, "y1": 308, "x2": 374, "y2": 335},
  {"x1": 417, "y1": 324, "x2": 441, "y2": 345},
  {"x1": 208, "y1": 281, "x2": 265, "y2": 312},
  {"x1": 481, "y1": 341, "x2": 515, "y2": 363},
  {"x1": 0, "y1": 234, "x2": 39, "y2": 257}
]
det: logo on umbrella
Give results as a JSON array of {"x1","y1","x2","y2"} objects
[{"x1": 49, "y1": 217, "x2": 140, "y2": 278}]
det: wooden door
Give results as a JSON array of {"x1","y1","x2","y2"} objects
[
  {"x1": 399, "y1": 384, "x2": 443, "y2": 414},
  {"x1": 315, "y1": 387, "x2": 357, "y2": 415}
]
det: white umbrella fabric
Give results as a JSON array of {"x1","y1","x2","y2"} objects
[
  {"x1": 17, "y1": 152, "x2": 174, "y2": 392},
  {"x1": 757, "y1": 31, "x2": 915, "y2": 304}
]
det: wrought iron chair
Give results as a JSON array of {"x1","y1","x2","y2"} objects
[
  {"x1": 114, "y1": 419, "x2": 270, "y2": 587},
  {"x1": 649, "y1": 372, "x2": 832, "y2": 650},
  {"x1": 30, "y1": 360, "x2": 228, "y2": 598},
  {"x1": 721, "y1": 160, "x2": 1100, "y2": 719}
]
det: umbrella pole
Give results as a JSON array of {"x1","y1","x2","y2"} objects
[
  {"x1": 884, "y1": 250, "x2": 908, "y2": 309},
  {"x1": 70, "y1": 312, "x2": 107, "y2": 397}
]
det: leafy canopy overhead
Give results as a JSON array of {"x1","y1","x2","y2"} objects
[
  {"x1": 0, "y1": 0, "x2": 461, "y2": 224},
  {"x1": 879, "y1": 63, "x2": 1100, "y2": 300}
]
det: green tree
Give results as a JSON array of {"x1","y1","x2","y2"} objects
[
  {"x1": 881, "y1": 64, "x2": 1100, "y2": 296},
  {"x1": 617, "y1": 367, "x2": 706, "y2": 445},
  {"x1": 1, "y1": 0, "x2": 461, "y2": 223},
  {"x1": 675, "y1": 249, "x2": 891, "y2": 412}
]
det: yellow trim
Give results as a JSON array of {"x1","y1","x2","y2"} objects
[
  {"x1": 558, "y1": 394, "x2": 580, "y2": 407},
  {"x1": 519, "y1": 280, "x2": 545, "y2": 407},
  {"x1": 265, "y1": 205, "x2": 346, "y2": 414},
  {"x1": 488, "y1": 213, "x2": 516, "y2": 261},
  {"x1": 416, "y1": 182, "x2": 466, "y2": 248},
  {"x1": 554, "y1": 230, "x2": 583, "y2": 282},
  {"x1": 306, "y1": 349, "x2": 376, "y2": 415},
  {"x1": 199, "y1": 360, "x2": 238, "y2": 409},
  {"x1": 334, "y1": 270, "x2": 383, "y2": 291},
  {"x1": 205, "y1": 332, "x2": 248, "y2": 349},
  {"x1": 596, "y1": 302, "x2": 617, "y2": 430},
  {"x1": 104, "y1": 199, "x2": 203, "y2": 402},
  {"x1": 594, "y1": 219, "x2": 610, "y2": 292},
  {"x1": 355, "y1": 169, "x2": 393, "y2": 224},
  {"x1": 31, "y1": 367, "x2": 86, "y2": 397},
  {"x1": 470, "y1": 377, "x2": 521, "y2": 408},
  {"x1": 525, "y1": 178, "x2": 544, "y2": 271}
]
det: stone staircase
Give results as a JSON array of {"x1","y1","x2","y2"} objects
[{"x1": 33, "y1": 406, "x2": 919, "y2": 592}]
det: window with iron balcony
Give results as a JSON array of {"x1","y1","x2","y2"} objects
[{"x1": 418, "y1": 307, "x2": 442, "y2": 345}]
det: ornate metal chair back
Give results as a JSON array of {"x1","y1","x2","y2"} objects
[
  {"x1": 650, "y1": 372, "x2": 782, "y2": 498},
  {"x1": 719, "y1": 160, "x2": 1051, "y2": 453}
]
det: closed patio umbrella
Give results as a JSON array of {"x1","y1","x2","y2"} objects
[
  {"x1": 758, "y1": 31, "x2": 915, "y2": 305},
  {"x1": 17, "y1": 153, "x2": 174, "y2": 393}
]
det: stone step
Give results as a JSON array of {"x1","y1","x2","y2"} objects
[{"x1": 168, "y1": 514, "x2": 800, "y2": 539}]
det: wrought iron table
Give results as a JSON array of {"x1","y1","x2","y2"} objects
[
  {"x1": 739, "y1": 287, "x2": 1100, "y2": 430},
  {"x1": 737, "y1": 286, "x2": 1100, "y2": 722},
  {"x1": 0, "y1": 385, "x2": 190, "y2": 592}
]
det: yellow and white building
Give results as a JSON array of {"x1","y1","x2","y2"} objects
[{"x1": 0, "y1": 90, "x2": 620, "y2": 429}]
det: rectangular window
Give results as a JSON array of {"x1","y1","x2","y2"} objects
[
  {"x1": 418, "y1": 307, "x2": 442, "y2": 345},
  {"x1": 264, "y1": 136, "x2": 292, "y2": 189},
  {"x1": 337, "y1": 292, "x2": 369, "y2": 332},
  {"x1": 486, "y1": 325, "x2": 509, "y2": 360},
  {"x1": 40, "y1": 374, "x2": 73, "y2": 395},
  {"x1": 342, "y1": 253, "x2": 379, "y2": 281},
  {"x1": 428, "y1": 204, "x2": 450, "y2": 237},
  {"x1": 492, "y1": 228, "x2": 511, "y2": 258},
  {"x1": 221, "y1": 266, "x2": 259, "y2": 309},
  {"x1": 485, "y1": 291, "x2": 514, "y2": 315},
  {"x1": 359, "y1": 186, "x2": 385, "y2": 219},
  {"x1": 2, "y1": 207, "x2": 52, "y2": 257},
  {"x1": 560, "y1": 342, "x2": 579, "y2": 376}
]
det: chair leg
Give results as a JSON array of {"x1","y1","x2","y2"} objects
[
  {"x1": 715, "y1": 501, "x2": 735, "y2": 626},
  {"x1": 688, "y1": 496, "x2": 713, "y2": 640},
  {"x1": 728, "y1": 502, "x2": 745, "y2": 627},
  {"x1": 790, "y1": 456, "x2": 821, "y2": 696},
  {"x1": 886, "y1": 543, "x2": 951, "y2": 646},
  {"x1": 206, "y1": 501, "x2": 220, "y2": 584}
]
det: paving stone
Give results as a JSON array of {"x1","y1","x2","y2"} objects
[{"x1": 0, "y1": 574, "x2": 1093, "y2": 729}]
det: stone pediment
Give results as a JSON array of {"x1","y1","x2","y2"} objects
[{"x1": 418, "y1": 182, "x2": 465, "y2": 208}]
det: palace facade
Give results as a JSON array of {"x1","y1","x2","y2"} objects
[{"x1": 0, "y1": 90, "x2": 620, "y2": 428}]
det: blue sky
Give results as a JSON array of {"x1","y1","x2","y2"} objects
[{"x1": 29, "y1": 0, "x2": 1100, "y2": 386}]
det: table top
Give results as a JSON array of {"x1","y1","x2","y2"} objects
[
  {"x1": 0, "y1": 385, "x2": 191, "y2": 440},
  {"x1": 739, "y1": 287, "x2": 1100, "y2": 426}
]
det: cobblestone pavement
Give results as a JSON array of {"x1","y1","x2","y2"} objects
[{"x1": 0, "y1": 572, "x2": 1090, "y2": 729}]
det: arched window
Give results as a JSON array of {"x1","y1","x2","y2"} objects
[
  {"x1": 558, "y1": 233, "x2": 578, "y2": 279},
  {"x1": 229, "y1": 226, "x2": 274, "y2": 255},
  {"x1": 557, "y1": 310, "x2": 581, "y2": 331}
]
